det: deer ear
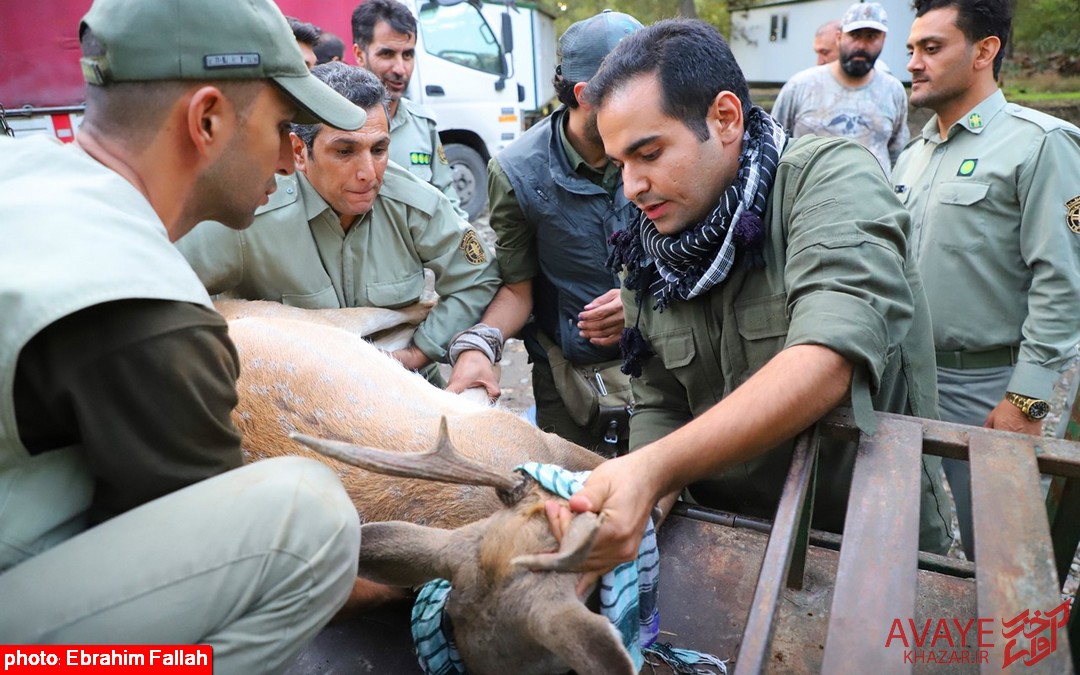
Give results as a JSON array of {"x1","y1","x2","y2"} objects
[
  {"x1": 358, "y1": 521, "x2": 459, "y2": 587},
  {"x1": 530, "y1": 598, "x2": 636, "y2": 675}
]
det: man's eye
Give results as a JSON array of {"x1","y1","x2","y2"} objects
[{"x1": 642, "y1": 151, "x2": 660, "y2": 162}]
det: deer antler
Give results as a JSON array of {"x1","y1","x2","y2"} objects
[
  {"x1": 510, "y1": 511, "x2": 604, "y2": 572},
  {"x1": 292, "y1": 417, "x2": 526, "y2": 495}
]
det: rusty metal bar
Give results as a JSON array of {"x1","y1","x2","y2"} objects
[
  {"x1": 969, "y1": 431, "x2": 1072, "y2": 674},
  {"x1": 1046, "y1": 476, "x2": 1080, "y2": 585},
  {"x1": 734, "y1": 428, "x2": 819, "y2": 675},
  {"x1": 819, "y1": 408, "x2": 1080, "y2": 478},
  {"x1": 821, "y1": 417, "x2": 922, "y2": 674},
  {"x1": 786, "y1": 449, "x2": 817, "y2": 591}
]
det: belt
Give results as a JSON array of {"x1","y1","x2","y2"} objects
[{"x1": 935, "y1": 346, "x2": 1019, "y2": 370}]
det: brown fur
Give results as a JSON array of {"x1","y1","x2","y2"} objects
[{"x1": 225, "y1": 311, "x2": 601, "y2": 528}]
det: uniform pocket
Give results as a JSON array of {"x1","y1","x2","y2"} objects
[
  {"x1": 650, "y1": 326, "x2": 696, "y2": 369},
  {"x1": 934, "y1": 181, "x2": 990, "y2": 251},
  {"x1": 281, "y1": 285, "x2": 339, "y2": 309},
  {"x1": 734, "y1": 293, "x2": 790, "y2": 378},
  {"x1": 367, "y1": 270, "x2": 425, "y2": 309}
]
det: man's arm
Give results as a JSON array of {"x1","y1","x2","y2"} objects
[
  {"x1": 561, "y1": 344, "x2": 852, "y2": 569},
  {"x1": 174, "y1": 220, "x2": 245, "y2": 295},
  {"x1": 14, "y1": 300, "x2": 243, "y2": 523},
  {"x1": 770, "y1": 81, "x2": 797, "y2": 133},
  {"x1": 888, "y1": 80, "x2": 910, "y2": 166},
  {"x1": 446, "y1": 280, "x2": 532, "y2": 396},
  {"x1": 989, "y1": 127, "x2": 1080, "y2": 432},
  {"x1": 445, "y1": 158, "x2": 539, "y2": 397}
]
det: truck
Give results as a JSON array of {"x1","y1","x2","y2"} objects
[{"x1": 0, "y1": 0, "x2": 559, "y2": 221}]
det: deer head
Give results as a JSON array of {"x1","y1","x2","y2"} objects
[{"x1": 293, "y1": 418, "x2": 636, "y2": 675}]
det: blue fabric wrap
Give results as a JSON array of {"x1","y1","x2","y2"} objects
[{"x1": 410, "y1": 462, "x2": 660, "y2": 674}]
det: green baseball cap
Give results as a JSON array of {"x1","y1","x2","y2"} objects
[{"x1": 79, "y1": 0, "x2": 365, "y2": 129}]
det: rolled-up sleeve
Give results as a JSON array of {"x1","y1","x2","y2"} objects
[
  {"x1": 409, "y1": 201, "x2": 501, "y2": 362},
  {"x1": 781, "y1": 140, "x2": 916, "y2": 394}
]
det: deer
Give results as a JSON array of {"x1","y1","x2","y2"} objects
[{"x1": 218, "y1": 300, "x2": 637, "y2": 675}]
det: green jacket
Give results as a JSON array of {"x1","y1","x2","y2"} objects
[
  {"x1": 177, "y1": 163, "x2": 499, "y2": 363},
  {"x1": 893, "y1": 90, "x2": 1080, "y2": 401},
  {"x1": 624, "y1": 136, "x2": 950, "y2": 551}
]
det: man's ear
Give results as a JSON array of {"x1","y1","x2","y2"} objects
[
  {"x1": 291, "y1": 132, "x2": 310, "y2": 172},
  {"x1": 186, "y1": 85, "x2": 233, "y2": 162},
  {"x1": 353, "y1": 43, "x2": 367, "y2": 67},
  {"x1": 709, "y1": 90, "x2": 744, "y2": 145},
  {"x1": 972, "y1": 35, "x2": 1001, "y2": 74},
  {"x1": 572, "y1": 81, "x2": 590, "y2": 109}
]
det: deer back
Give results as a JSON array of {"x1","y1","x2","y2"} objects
[{"x1": 225, "y1": 313, "x2": 602, "y2": 528}]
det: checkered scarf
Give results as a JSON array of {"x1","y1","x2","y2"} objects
[{"x1": 608, "y1": 106, "x2": 785, "y2": 376}]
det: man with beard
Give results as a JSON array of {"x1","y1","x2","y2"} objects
[
  {"x1": 772, "y1": 2, "x2": 908, "y2": 177},
  {"x1": 0, "y1": 0, "x2": 363, "y2": 666},
  {"x1": 444, "y1": 11, "x2": 642, "y2": 456},
  {"x1": 893, "y1": 0, "x2": 1080, "y2": 561},
  {"x1": 351, "y1": 0, "x2": 465, "y2": 218},
  {"x1": 541, "y1": 19, "x2": 951, "y2": 571}
]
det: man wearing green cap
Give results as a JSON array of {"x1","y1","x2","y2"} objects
[
  {"x1": 0, "y1": 0, "x2": 364, "y2": 669},
  {"x1": 445, "y1": 10, "x2": 642, "y2": 456}
]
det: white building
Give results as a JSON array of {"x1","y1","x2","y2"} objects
[{"x1": 730, "y1": 0, "x2": 915, "y2": 84}]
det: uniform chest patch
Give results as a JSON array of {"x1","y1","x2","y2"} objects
[
  {"x1": 410, "y1": 151, "x2": 432, "y2": 166},
  {"x1": 1067, "y1": 196, "x2": 1080, "y2": 234},
  {"x1": 460, "y1": 229, "x2": 487, "y2": 264},
  {"x1": 957, "y1": 159, "x2": 978, "y2": 176}
]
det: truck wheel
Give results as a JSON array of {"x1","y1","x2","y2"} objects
[{"x1": 444, "y1": 143, "x2": 487, "y2": 222}]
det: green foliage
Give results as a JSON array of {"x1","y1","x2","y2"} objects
[
  {"x1": 536, "y1": 0, "x2": 729, "y2": 39},
  {"x1": 1012, "y1": 0, "x2": 1080, "y2": 56}
]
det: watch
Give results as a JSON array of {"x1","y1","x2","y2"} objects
[{"x1": 1005, "y1": 392, "x2": 1050, "y2": 421}]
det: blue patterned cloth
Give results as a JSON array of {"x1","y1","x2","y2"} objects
[{"x1": 411, "y1": 462, "x2": 660, "y2": 674}]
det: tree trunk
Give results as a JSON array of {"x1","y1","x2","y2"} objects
[{"x1": 678, "y1": 0, "x2": 697, "y2": 18}]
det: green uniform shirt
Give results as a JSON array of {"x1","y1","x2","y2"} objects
[
  {"x1": 892, "y1": 90, "x2": 1080, "y2": 401},
  {"x1": 625, "y1": 136, "x2": 949, "y2": 551},
  {"x1": 177, "y1": 163, "x2": 499, "y2": 363},
  {"x1": 391, "y1": 97, "x2": 466, "y2": 219}
]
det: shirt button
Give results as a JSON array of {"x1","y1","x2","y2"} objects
[{"x1": 287, "y1": 187, "x2": 295, "y2": 194}]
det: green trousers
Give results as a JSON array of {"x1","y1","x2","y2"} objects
[{"x1": 0, "y1": 457, "x2": 360, "y2": 674}]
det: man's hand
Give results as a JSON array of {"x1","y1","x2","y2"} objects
[
  {"x1": 577, "y1": 288, "x2": 624, "y2": 347},
  {"x1": 389, "y1": 344, "x2": 431, "y2": 372},
  {"x1": 446, "y1": 349, "x2": 501, "y2": 401},
  {"x1": 544, "y1": 452, "x2": 662, "y2": 575},
  {"x1": 984, "y1": 398, "x2": 1043, "y2": 435}
]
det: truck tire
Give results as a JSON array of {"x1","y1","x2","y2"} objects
[{"x1": 444, "y1": 143, "x2": 487, "y2": 222}]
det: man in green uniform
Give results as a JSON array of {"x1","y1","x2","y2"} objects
[
  {"x1": 178, "y1": 62, "x2": 499, "y2": 387},
  {"x1": 893, "y1": 0, "x2": 1080, "y2": 560},
  {"x1": 445, "y1": 11, "x2": 642, "y2": 456},
  {"x1": 351, "y1": 0, "x2": 467, "y2": 219},
  {"x1": 0, "y1": 0, "x2": 362, "y2": 668},
  {"x1": 545, "y1": 19, "x2": 952, "y2": 569}
]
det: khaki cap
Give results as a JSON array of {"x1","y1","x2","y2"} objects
[{"x1": 79, "y1": 0, "x2": 364, "y2": 129}]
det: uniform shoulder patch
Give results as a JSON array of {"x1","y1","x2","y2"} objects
[
  {"x1": 438, "y1": 144, "x2": 449, "y2": 165},
  {"x1": 460, "y1": 229, "x2": 487, "y2": 264},
  {"x1": 1067, "y1": 196, "x2": 1080, "y2": 234}
]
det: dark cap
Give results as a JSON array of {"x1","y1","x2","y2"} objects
[
  {"x1": 79, "y1": 0, "x2": 365, "y2": 129},
  {"x1": 558, "y1": 10, "x2": 643, "y2": 83}
]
